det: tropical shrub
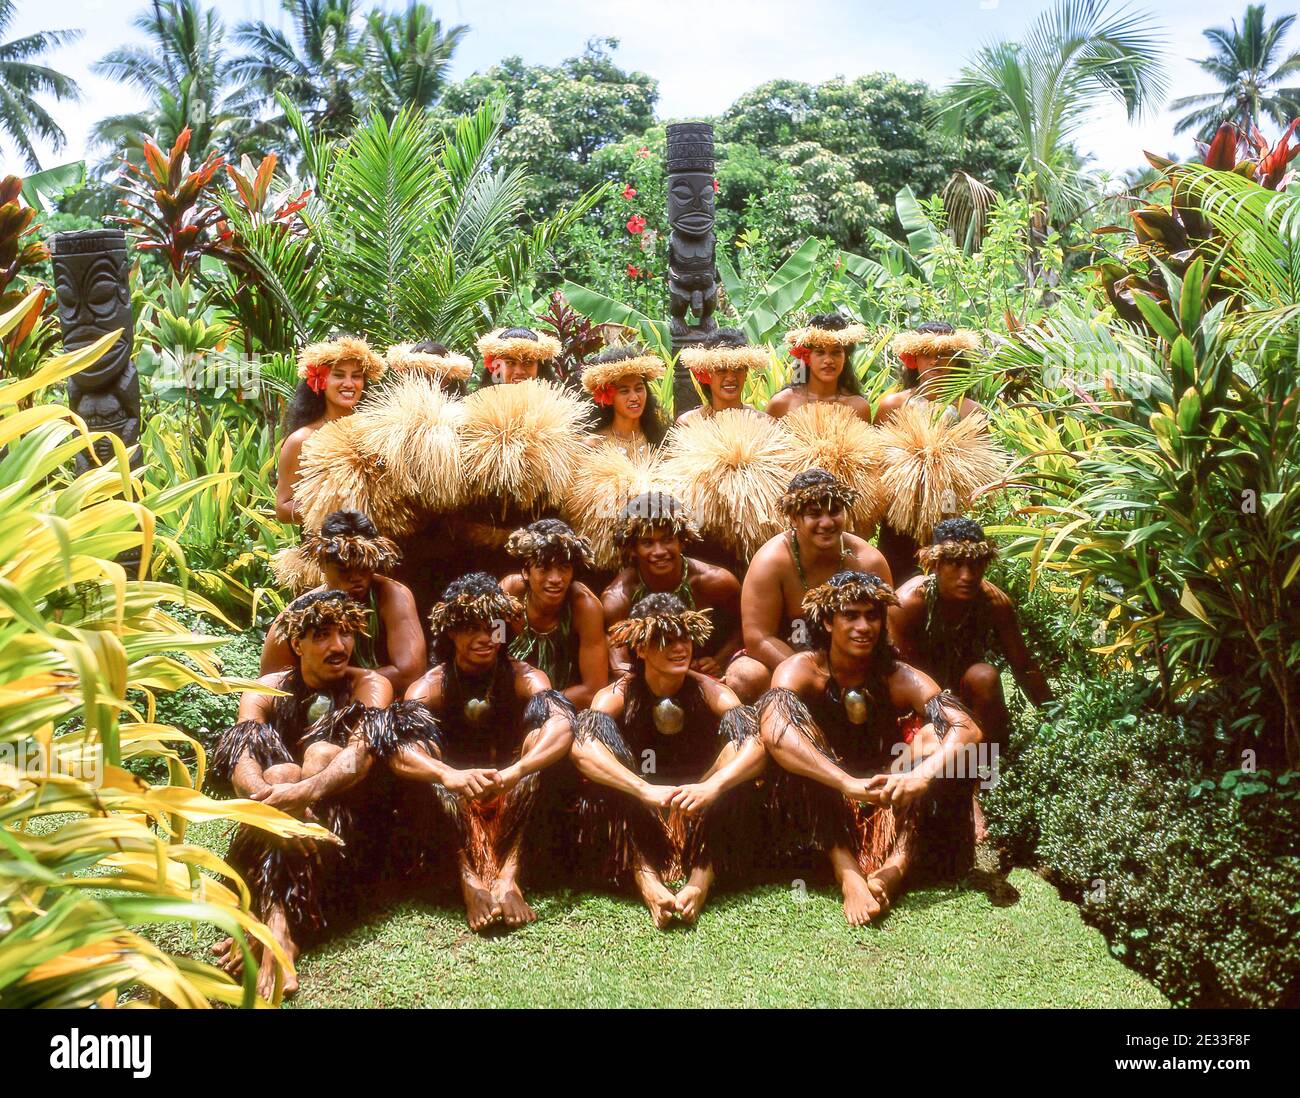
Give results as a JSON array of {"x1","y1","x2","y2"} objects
[
  {"x1": 985, "y1": 673, "x2": 1300, "y2": 1007},
  {"x1": 0, "y1": 292, "x2": 324, "y2": 1007}
]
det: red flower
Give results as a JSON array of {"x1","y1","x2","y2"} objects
[
  {"x1": 304, "y1": 361, "x2": 331, "y2": 393},
  {"x1": 712, "y1": 178, "x2": 720, "y2": 192},
  {"x1": 789, "y1": 345, "x2": 812, "y2": 364},
  {"x1": 636, "y1": 146, "x2": 650, "y2": 159},
  {"x1": 622, "y1": 184, "x2": 637, "y2": 199},
  {"x1": 592, "y1": 382, "x2": 617, "y2": 406},
  {"x1": 626, "y1": 214, "x2": 647, "y2": 234},
  {"x1": 626, "y1": 264, "x2": 640, "y2": 279},
  {"x1": 690, "y1": 367, "x2": 713, "y2": 386}
]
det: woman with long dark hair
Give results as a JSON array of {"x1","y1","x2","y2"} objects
[
  {"x1": 874, "y1": 321, "x2": 983, "y2": 425},
  {"x1": 765, "y1": 313, "x2": 872, "y2": 423},
  {"x1": 276, "y1": 336, "x2": 386, "y2": 524},
  {"x1": 580, "y1": 344, "x2": 669, "y2": 457}
]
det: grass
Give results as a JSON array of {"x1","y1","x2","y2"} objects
[{"x1": 156, "y1": 820, "x2": 1166, "y2": 1009}]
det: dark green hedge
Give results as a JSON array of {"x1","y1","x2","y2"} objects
[{"x1": 985, "y1": 674, "x2": 1300, "y2": 1007}]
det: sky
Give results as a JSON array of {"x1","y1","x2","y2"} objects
[{"x1": 3, "y1": 0, "x2": 1284, "y2": 176}]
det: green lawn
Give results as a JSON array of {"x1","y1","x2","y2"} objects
[{"x1": 158, "y1": 822, "x2": 1165, "y2": 1008}]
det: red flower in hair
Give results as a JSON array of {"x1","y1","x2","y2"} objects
[
  {"x1": 622, "y1": 184, "x2": 637, "y2": 199},
  {"x1": 304, "y1": 361, "x2": 331, "y2": 393},
  {"x1": 626, "y1": 214, "x2": 647, "y2": 234},
  {"x1": 627, "y1": 264, "x2": 640, "y2": 279},
  {"x1": 690, "y1": 367, "x2": 712, "y2": 386},
  {"x1": 789, "y1": 345, "x2": 812, "y2": 364},
  {"x1": 592, "y1": 383, "x2": 617, "y2": 406}
]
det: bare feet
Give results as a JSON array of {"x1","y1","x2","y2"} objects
[
  {"x1": 839, "y1": 868, "x2": 883, "y2": 926},
  {"x1": 257, "y1": 908, "x2": 299, "y2": 1002},
  {"x1": 212, "y1": 936, "x2": 241, "y2": 976},
  {"x1": 634, "y1": 864, "x2": 678, "y2": 929},
  {"x1": 493, "y1": 877, "x2": 537, "y2": 927},
  {"x1": 462, "y1": 877, "x2": 502, "y2": 932},
  {"x1": 866, "y1": 864, "x2": 904, "y2": 917},
  {"x1": 673, "y1": 865, "x2": 714, "y2": 925}
]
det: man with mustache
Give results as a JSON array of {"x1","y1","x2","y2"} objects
[
  {"x1": 736, "y1": 469, "x2": 893, "y2": 701},
  {"x1": 572, "y1": 593, "x2": 766, "y2": 927},
  {"x1": 757, "y1": 570, "x2": 984, "y2": 925},
  {"x1": 211, "y1": 590, "x2": 393, "y2": 1000},
  {"x1": 376, "y1": 573, "x2": 576, "y2": 933},
  {"x1": 265, "y1": 509, "x2": 426, "y2": 694}
]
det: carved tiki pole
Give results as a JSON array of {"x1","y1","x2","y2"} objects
[
  {"x1": 666, "y1": 122, "x2": 719, "y2": 414},
  {"x1": 50, "y1": 229, "x2": 141, "y2": 473}
]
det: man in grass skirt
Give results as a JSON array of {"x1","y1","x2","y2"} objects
[
  {"x1": 210, "y1": 590, "x2": 394, "y2": 999},
  {"x1": 371, "y1": 572, "x2": 577, "y2": 933},
  {"x1": 756, "y1": 570, "x2": 985, "y2": 926},
  {"x1": 572, "y1": 592, "x2": 767, "y2": 927}
]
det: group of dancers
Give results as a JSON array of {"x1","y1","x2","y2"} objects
[{"x1": 213, "y1": 314, "x2": 1053, "y2": 999}]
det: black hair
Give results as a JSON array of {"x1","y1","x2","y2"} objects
[
  {"x1": 488, "y1": 327, "x2": 556, "y2": 385},
  {"x1": 586, "y1": 345, "x2": 668, "y2": 444},
  {"x1": 793, "y1": 312, "x2": 863, "y2": 396},
  {"x1": 903, "y1": 320, "x2": 956, "y2": 388},
  {"x1": 410, "y1": 339, "x2": 467, "y2": 396},
  {"x1": 697, "y1": 327, "x2": 748, "y2": 406},
  {"x1": 932, "y1": 516, "x2": 985, "y2": 544},
  {"x1": 285, "y1": 588, "x2": 353, "y2": 616},
  {"x1": 517, "y1": 518, "x2": 588, "y2": 569},
  {"x1": 283, "y1": 380, "x2": 327, "y2": 435},
  {"x1": 320, "y1": 509, "x2": 379, "y2": 540},
  {"x1": 629, "y1": 590, "x2": 687, "y2": 621},
  {"x1": 433, "y1": 572, "x2": 505, "y2": 662},
  {"x1": 786, "y1": 468, "x2": 836, "y2": 494},
  {"x1": 807, "y1": 570, "x2": 899, "y2": 669}
]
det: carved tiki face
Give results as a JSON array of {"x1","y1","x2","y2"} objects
[
  {"x1": 51, "y1": 230, "x2": 134, "y2": 390},
  {"x1": 668, "y1": 172, "x2": 715, "y2": 240}
]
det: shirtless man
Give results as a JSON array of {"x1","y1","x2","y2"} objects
[
  {"x1": 265, "y1": 509, "x2": 426, "y2": 694},
  {"x1": 572, "y1": 593, "x2": 766, "y2": 927},
  {"x1": 757, "y1": 571, "x2": 984, "y2": 924},
  {"x1": 378, "y1": 572, "x2": 576, "y2": 932},
  {"x1": 765, "y1": 313, "x2": 873, "y2": 423},
  {"x1": 890, "y1": 517, "x2": 1052, "y2": 814},
  {"x1": 211, "y1": 590, "x2": 392, "y2": 999},
  {"x1": 601, "y1": 492, "x2": 746, "y2": 689},
  {"x1": 738, "y1": 469, "x2": 893, "y2": 698},
  {"x1": 501, "y1": 518, "x2": 609, "y2": 709},
  {"x1": 276, "y1": 336, "x2": 385, "y2": 524}
]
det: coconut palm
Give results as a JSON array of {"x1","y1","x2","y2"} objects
[
  {"x1": 1171, "y1": 4, "x2": 1300, "y2": 140},
  {"x1": 230, "y1": 0, "x2": 367, "y2": 144},
  {"x1": 0, "y1": 0, "x2": 81, "y2": 170},
  {"x1": 936, "y1": 0, "x2": 1167, "y2": 231},
  {"x1": 91, "y1": 0, "x2": 249, "y2": 161},
  {"x1": 364, "y1": 3, "x2": 468, "y2": 117}
]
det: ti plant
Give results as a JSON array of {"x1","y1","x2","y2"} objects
[{"x1": 115, "y1": 127, "x2": 226, "y2": 278}]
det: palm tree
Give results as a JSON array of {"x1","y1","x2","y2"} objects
[
  {"x1": 91, "y1": 0, "x2": 247, "y2": 163},
  {"x1": 364, "y1": 3, "x2": 468, "y2": 117},
  {"x1": 0, "y1": 0, "x2": 81, "y2": 170},
  {"x1": 1171, "y1": 5, "x2": 1300, "y2": 139},
  {"x1": 230, "y1": 0, "x2": 367, "y2": 143},
  {"x1": 937, "y1": 0, "x2": 1167, "y2": 235}
]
